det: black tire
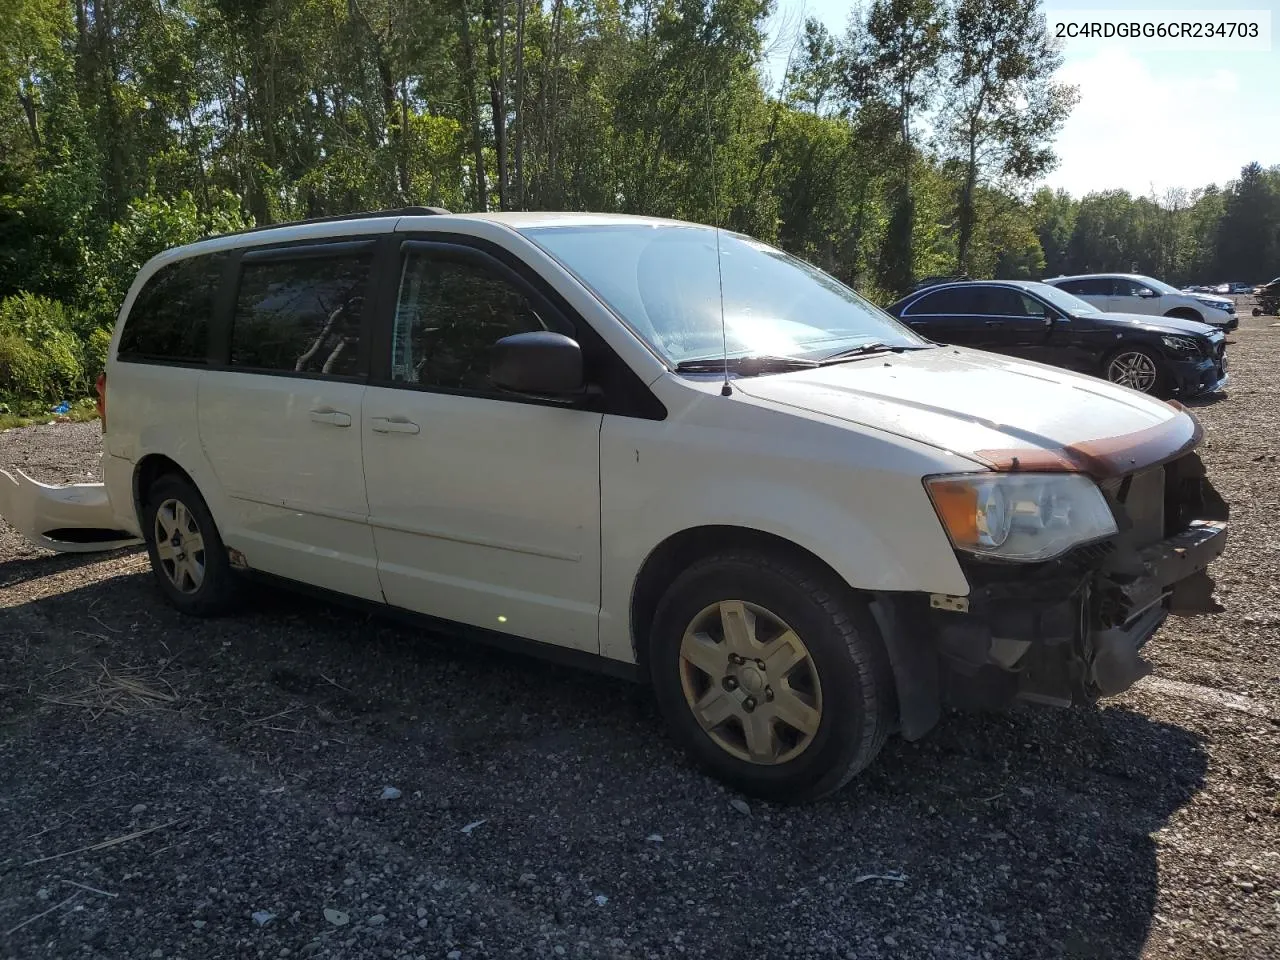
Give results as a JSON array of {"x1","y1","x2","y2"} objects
[
  {"x1": 142, "y1": 473, "x2": 239, "y2": 616},
  {"x1": 648, "y1": 550, "x2": 896, "y2": 802},
  {"x1": 1102, "y1": 344, "x2": 1169, "y2": 397},
  {"x1": 1164, "y1": 308, "x2": 1203, "y2": 324}
]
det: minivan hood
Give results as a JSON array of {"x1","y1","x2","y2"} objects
[
  {"x1": 733, "y1": 346, "x2": 1198, "y2": 477},
  {"x1": 1086, "y1": 311, "x2": 1217, "y2": 336}
]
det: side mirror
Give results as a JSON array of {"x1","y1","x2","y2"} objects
[
  {"x1": 491, "y1": 331, "x2": 584, "y2": 395},
  {"x1": 1137, "y1": 288, "x2": 1158, "y2": 298}
]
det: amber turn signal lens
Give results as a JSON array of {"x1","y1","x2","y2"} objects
[{"x1": 926, "y1": 479, "x2": 979, "y2": 547}]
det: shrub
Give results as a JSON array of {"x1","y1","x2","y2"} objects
[
  {"x1": 0, "y1": 293, "x2": 84, "y2": 402},
  {"x1": 82, "y1": 325, "x2": 113, "y2": 383}
]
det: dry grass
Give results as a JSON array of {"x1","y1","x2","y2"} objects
[{"x1": 37, "y1": 660, "x2": 178, "y2": 720}]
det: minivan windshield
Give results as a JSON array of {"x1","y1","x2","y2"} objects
[{"x1": 521, "y1": 223, "x2": 926, "y2": 365}]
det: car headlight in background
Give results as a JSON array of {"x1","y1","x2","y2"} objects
[
  {"x1": 925, "y1": 473, "x2": 1118, "y2": 562},
  {"x1": 1161, "y1": 334, "x2": 1201, "y2": 355}
]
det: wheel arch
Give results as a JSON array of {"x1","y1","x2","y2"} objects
[
  {"x1": 629, "y1": 525, "x2": 850, "y2": 674},
  {"x1": 132, "y1": 454, "x2": 198, "y2": 526},
  {"x1": 1164, "y1": 307, "x2": 1203, "y2": 323}
]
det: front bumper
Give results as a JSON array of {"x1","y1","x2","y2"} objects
[
  {"x1": 874, "y1": 451, "x2": 1229, "y2": 738},
  {"x1": 1170, "y1": 354, "x2": 1228, "y2": 397}
]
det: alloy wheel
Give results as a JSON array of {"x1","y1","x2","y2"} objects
[
  {"x1": 1107, "y1": 351, "x2": 1158, "y2": 392},
  {"x1": 678, "y1": 600, "x2": 823, "y2": 765},
  {"x1": 153, "y1": 498, "x2": 206, "y2": 594}
]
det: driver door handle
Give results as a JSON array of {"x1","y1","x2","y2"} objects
[
  {"x1": 984, "y1": 320, "x2": 1004, "y2": 327},
  {"x1": 309, "y1": 408, "x2": 352, "y2": 427},
  {"x1": 370, "y1": 416, "x2": 421, "y2": 435}
]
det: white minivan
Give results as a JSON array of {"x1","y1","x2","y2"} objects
[{"x1": 0, "y1": 209, "x2": 1229, "y2": 800}]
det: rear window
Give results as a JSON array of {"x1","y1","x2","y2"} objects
[
  {"x1": 117, "y1": 252, "x2": 227, "y2": 363},
  {"x1": 907, "y1": 287, "x2": 983, "y2": 315},
  {"x1": 1057, "y1": 278, "x2": 1112, "y2": 297},
  {"x1": 230, "y1": 253, "x2": 371, "y2": 377}
]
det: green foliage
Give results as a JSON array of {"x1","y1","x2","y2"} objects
[
  {"x1": 0, "y1": 292, "x2": 84, "y2": 401},
  {"x1": 0, "y1": 0, "x2": 1273, "y2": 414}
]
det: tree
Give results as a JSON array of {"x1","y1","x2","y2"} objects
[
  {"x1": 845, "y1": 0, "x2": 947, "y2": 293},
  {"x1": 940, "y1": 0, "x2": 1076, "y2": 273},
  {"x1": 1215, "y1": 162, "x2": 1280, "y2": 281}
]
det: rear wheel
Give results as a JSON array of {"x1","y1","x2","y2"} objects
[
  {"x1": 1104, "y1": 345, "x2": 1167, "y2": 396},
  {"x1": 648, "y1": 551, "x2": 895, "y2": 802},
  {"x1": 142, "y1": 474, "x2": 239, "y2": 616}
]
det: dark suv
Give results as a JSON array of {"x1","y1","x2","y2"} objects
[{"x1": 886, "y1": 280, "x2": 1227, "y2": 399}]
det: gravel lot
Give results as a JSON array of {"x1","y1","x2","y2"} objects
[{"x1": 2, "y1": 311, "x2": 1278, "y2": 960}]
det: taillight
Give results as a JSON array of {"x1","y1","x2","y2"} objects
[{"x1": 95, "y1": 372, "x2": 107, "y2": 432}]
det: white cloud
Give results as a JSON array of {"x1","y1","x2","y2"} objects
[{"x1": 1043, "y1": 49, "x2": 1266, "y2": 196}]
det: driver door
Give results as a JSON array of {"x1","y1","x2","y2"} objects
[{"x1": 360, "y1": 241, "x2": 604, "y2": 652}]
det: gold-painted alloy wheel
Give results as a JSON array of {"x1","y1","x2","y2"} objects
[
  {"x1": 153, "y1": 498, "x2": 206, "y2": 594},
  {"x1": 678, "y1": 600, "x2": 823, "y2": 765}
]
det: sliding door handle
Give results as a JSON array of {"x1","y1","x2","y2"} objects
[
  {"x1": 309, "y1": 409, "x2": 352, "y2": 427},
  {"x1": 370, "y1": 416, "x2": 421, "y2": 435}
]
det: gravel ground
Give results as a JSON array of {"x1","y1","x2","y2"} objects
[{"x1": 2, "y1": 312, "x2": 1278, "y2": 960}]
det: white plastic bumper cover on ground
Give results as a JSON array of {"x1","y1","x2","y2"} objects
[{"x1": 0, "y1": 467, "x2": 141, "y2": 553}]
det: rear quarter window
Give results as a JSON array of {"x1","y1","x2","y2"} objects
[{"x1": 117, "y1": 252, "x2": 228, "y2": 363}]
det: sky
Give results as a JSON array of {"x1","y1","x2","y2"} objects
[{"x1": 765, "y1": 0, "x2": 1280, "y2": 198}]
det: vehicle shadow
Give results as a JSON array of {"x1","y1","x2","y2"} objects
[
  {"x1": 0, "y1": 545, "x2": 141, "y2": 589},
  {"x1": 6, "y1": 568, "x2": 1207, "y2": 959}
]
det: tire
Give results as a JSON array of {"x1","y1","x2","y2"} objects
[
  {"x1": 1164, "y1": 308, "x2": 1203, "y2": 324},
  {"x1": 142, "y1": 473, "x2": 239, "y2": 616},
  {"x1": 648, "y1": 550, "x2": 896, "y2": 802},
  {"x1": 1103, "y1": 344, "x2": 1168, "y2": 397}
]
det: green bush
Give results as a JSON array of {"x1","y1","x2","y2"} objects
[
  {"x1": 83, "y1": 325, "x2": 113, "y2": 383},
  {"x1": 0, "y1": 293, "x2": 85, "y2": 402}
]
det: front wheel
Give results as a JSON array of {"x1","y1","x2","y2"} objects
[
  {"x1": 648, "y1": 551, "x2": 896, "y2": 802},
  {"x1": 1104, "y1": 346, "x2": 1167, "y2": 396}
]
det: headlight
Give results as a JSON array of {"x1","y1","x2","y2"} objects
[
  {"x1": 1195, "y1": 298, "x2": 1230, "y2": 312},
  {"x1": 924, "y1": 473, "x2": 1118, "y2": 562},
  {"x1": 1161, "y1": 334, "x2": 1201, "y2": 355}
]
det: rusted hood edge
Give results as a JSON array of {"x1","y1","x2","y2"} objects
[{"x1": 974, "y1": 408, "x2": 1202, "y2": 479}]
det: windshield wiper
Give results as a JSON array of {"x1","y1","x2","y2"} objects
[
  {"x1": 675, "y1": 354, "x2": 821, "y2": 375},
  {"x1": 818, "y1": 342, "x2": 934, "y2": 364}
]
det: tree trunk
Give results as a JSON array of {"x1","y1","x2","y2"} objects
[
  {"x1": 497, "y1": 0, "x2": 508, "y2": 208},
  {"x1": 513, "y1": 0, "x2": 525, "y2": 208},
  {"x1": 484, "y1": 0, "x2": 507, "y2": 209},
  {"x1": 18, "y1": 83, "x2": 40, "y2": 149},
  {"x1": 99, "y1": 0, "x2": 126, "y2": 219},
  {"x1": 374, "y1": 53, "x2": 405, "y2": 201},
  {"x1": 458, "y1": 0, "x2": 488, "y2": 210},
  {"x1": 956, "y1": 126, "x2": 978, "y2": 273},
  {"x1": 546, "y1": 0, "x2": 564, "y2": 205},
  {"x1": 400, "y1": 76, "x2": 411, "y2": 201}
]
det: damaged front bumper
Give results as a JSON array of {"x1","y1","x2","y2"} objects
[
  {"x1": 0, "y1": 468, "x2": 140, "y2": 553},
  {"x1": 874, "y1": 451, "x2": 1229, "y2": 740}
]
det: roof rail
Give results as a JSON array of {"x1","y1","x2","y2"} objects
[{"x1": 222, "y1": 206, "x2": 452, "y2": 239}]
